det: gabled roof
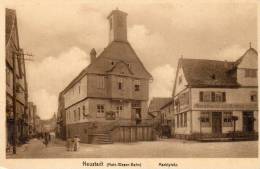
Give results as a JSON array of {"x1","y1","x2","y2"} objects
[
  {"x1": 181, "y1": 58, "x2": 238, "y2": 87},
  {"x1": 148, "y1": 97, "x2": 172, "y2": 113},
  {"x1": 176, "y1": 47, "x2": 258, "y2": 88},
  {"x1": 62, "y1": 41, "x2": 152, "y2": 94},
  {"x1": 86, "y1": 41, "x2": 152, "y2": 78},
  {"x1": 6, "y1": 8, "x2": 17, "y2": 45},
  {"x1": 235, "y1": 47, "x2": 258, "y2": 66}
]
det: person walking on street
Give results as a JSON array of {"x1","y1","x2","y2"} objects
[
  {"x1": 66, "y1": 137, "x2": 72, "y2": 151},
  {"x1": 44, "y1": 132, "x2": 49, "y2": 147},
  {"x1": 74, "y1": 135, "x2": 80, "y2": 151}
]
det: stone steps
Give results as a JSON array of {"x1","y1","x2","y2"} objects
[{"x1": 91, "y1": 133, "x2": 113, "y2": 144}]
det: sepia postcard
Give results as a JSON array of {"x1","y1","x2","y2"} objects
[{"x1": 0, "y1": 0, "x2": 259, "y2": 169}]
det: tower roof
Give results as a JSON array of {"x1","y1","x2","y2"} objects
[{"x1": 107, "y1": 8, "x2": 128, "y2": 19}]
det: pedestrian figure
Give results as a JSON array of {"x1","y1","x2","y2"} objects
[
  {"x1": 66, "y1": 138, "x2": 71, "y2": 151},
  {"x1": 44, "y1": 132, "x2": 49, "y2": 147},
  {"x1": 70, "y1": 138, "x2": 75, "y2": 151},
  {"x1": 74, "y1": 135, "x2": 80, "y2": 151}
]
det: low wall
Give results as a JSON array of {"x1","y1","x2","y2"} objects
[{"x1": 112, "y1": 125, "x2": 155, "y2": 142}]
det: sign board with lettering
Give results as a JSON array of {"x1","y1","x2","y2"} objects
[{"x1": 193, "y1": 102, "x2": 258, "y2": 111}]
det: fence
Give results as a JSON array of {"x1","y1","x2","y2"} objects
[{"x1": 111, "y1": 125, "x2": 155, "y2": 142}]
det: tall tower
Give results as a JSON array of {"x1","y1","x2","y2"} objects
[{"x1": 107, "y1": 9, "x2": 128, "y2": 43}]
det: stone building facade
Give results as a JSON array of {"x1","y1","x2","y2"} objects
[
  {"x1": 172, "y1": 47, "x2": 258, "y2": 139},
  {"x1": 27, "y1": 102, "x2": 37, "y2": 137},
  {"x1": 59, "y1": 9, "x2": 152, "y2": 143},
  {"x1": 6, "y1": 8, "x2": 29, "y2": 146}
]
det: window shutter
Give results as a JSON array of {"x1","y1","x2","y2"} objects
[
  {"x1": 222, "y1": 92, "x2": 226, "y2": 102},
  {"x1": 199, "y1": 92, "x2": 203, "y2": 102},
  {"x1": 211, "y1": 92, "x2": 215, "y2": 102}
]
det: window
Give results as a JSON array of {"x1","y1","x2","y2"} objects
[
  {"x1": 74, "y1": 110, "x2": 77, "y2": 121},
  {"x1": 97, "y1": 76, "x2": 105, "y2": 89},
  {"x1": 179, "y1": 92, "x2": 189, "y2": 106},
  {"x1": 250, "y1": 91, "x2": 257, "y2": 102},
  {"x1": 78, "y1": 85, "x2": 81, "y2": 94},
  {"x1": 116, "y1": 105, "x2": 123, "y2": 117},
  {"x1": 223, "y1": 112, "x2": 232, "y2": 127},
  {"x1": 134, "y1": 80, "x2": 140, "y2": 91},
  {"x1": 201, "y1": 91, "x2": 211, "y2": 102},
  {"x1": 184, "y1": 112, "x2": 187, "y2": 127},
  {"x1": 118, "y1": 77, "x2": 123, "y2": 90},
  {"x1": 78, "y1": 107, "x2": 81, "y2": 121},
  {"x1": 117, "y1": 15, "x2": 123, "y2": 27},
  {"x1": 132, "y1": 101, "x2": 141, "y2": 108},
  {"x1": 82, "y1": 106, "x2": 86, "y2": 119},
  {"x1": 245, "y1": 69, "x2": 257, "y2": 78},
  {"x1": 96, "y1": 104, "x2": 105, "y2": 117},
  {"x1": 177, "y1": 114, "x2": 179, "y2": 128},
  {"x1": 180, "y1": 113, "x2": 183, "y2": 127},
  {"x1": 200, "y1": 112, "x2": 210, "y2": 127},
  {"x1": 200, "y1": 91, "x2": 226, "y2": 102},
  {"x1": 175, "y1": 99, "x2": 180, "y2": 113}
]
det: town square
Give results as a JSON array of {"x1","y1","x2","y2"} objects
[{"x1": 3, "y1": 1, "x2": 258, "y2": 161}]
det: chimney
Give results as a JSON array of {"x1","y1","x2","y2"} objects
[
  {"x1": 224, "y1": 60, "x2": 229, "y2": 69},
  {"x1": 107, "y1": 8, "x2": 128, "y2": 44},
  {"x1": 90, "y1": 48, "x2": 96, "y2": 63}
]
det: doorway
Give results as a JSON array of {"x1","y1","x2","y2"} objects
[
  {"x1": 212, "y1": 112, "x2": 222, "y2": 134},
  {"x1": 243, "y1": 111, "x2": 254, "y2": 132}
]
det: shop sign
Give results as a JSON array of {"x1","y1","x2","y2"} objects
[{"x1": 194, "y1": 102, "x2": 258, "y2": 110}]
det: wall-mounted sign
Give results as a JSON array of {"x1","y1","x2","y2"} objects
[
  {"x1": 194, "y1": 103, "x2": 258, "y2": 110},
  {"x1": 106, "y1": 111, "x2": 116, "y2": 120}
]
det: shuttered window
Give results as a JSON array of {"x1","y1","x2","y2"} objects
[
  {"x1": 199, "y1": 91, "x2": 226, "y2": 102},
  {"x1": 223, "y1": 112, "x2": 232, "y2": 127}
]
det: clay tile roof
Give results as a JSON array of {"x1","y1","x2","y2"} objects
[
  {"x1": 61, "y1": 41, "x2": 152, "y2": 94},
  {"x1": 181, "y1": 58, "x2": 239, "y2": 87},
  {"x1": 5, "y1": 8, "x2": 16, "y2": 45},
  {"x1": 86, "y1": 41, "x2": 152, "y2": 78},
  {"x1": 148, "y1": 97, "x2": 172, "y2": 113}
]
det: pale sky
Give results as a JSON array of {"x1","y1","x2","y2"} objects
[{"x1": 5, "y1": 1, "x2": 257, "y2": 119}]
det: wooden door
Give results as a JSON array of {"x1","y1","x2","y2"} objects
[
  {"x1": 212, "y1": 112, "x2": 222, "y2": 134},
  {"x1": 243, "y1": 111, "x2": 254, "y2": 132}
]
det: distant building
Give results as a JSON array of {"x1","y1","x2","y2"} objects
[
  {"x1": 6, "y1": 8, "x2": 29, "y2": 145},
  {"x1": 27, "y1": 102, "x2": 36, "y2": 137},
  {"x1": 59, "y1": 9, "x2": 152, "y2": 143},
  {"x1": 148, "y1": 97, "x2": 172, "y2": 125},
  {"x1": 148, "y1": 97, "x2": 173, "y2": 137},
  {"x1": 172, "y1": 47, "x2": 258, "y2": 140},
  {"x1": 56, "y1": 93, "x2": 66, "y2": 139}
]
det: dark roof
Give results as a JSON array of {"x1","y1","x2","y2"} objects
[
  {"x1": 181, "y1": 58, "x2": 238, "y2": 87},
  {"x1": 148, "y1": 97, "x2": 172, "y2": 113},
  {"x1": 179, "y1": 47, "x2": 258, "y2": 88},
  {"x1": 6, "y1": 8, "x2": 16, "y2": 45},
  {"x1": 62, "y1": 41, "x2": 152, "y2": 94}
]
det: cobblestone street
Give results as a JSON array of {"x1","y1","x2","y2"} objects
[{"x1": 6, "y1": 138, "x2": 258, "y2": 158}]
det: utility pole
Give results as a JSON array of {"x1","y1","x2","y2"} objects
[
  {"x1": 11, "y1": 49, "x2": 33, "y2": 154},
  {"x1": 12, "y1": 51, "x2": 17, "y2": 154}
]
